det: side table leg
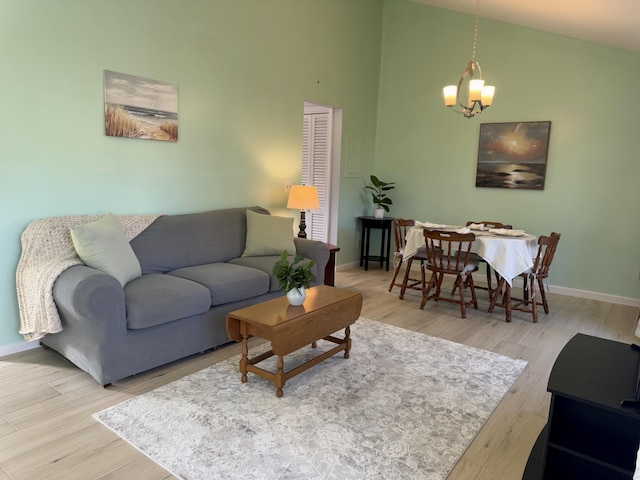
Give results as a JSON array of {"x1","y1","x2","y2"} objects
[
  {"x1": 240, "y1": 334, "x2": 248, "y2": 383},
  {"x1": 344, "y1": 325, "x2": 352, "y2": 359},
  {"x1": 275, "y1": 355, "x2": 285, "y2": 398},
  {"x1": 385, "y1": 225, "x2": 392, "y2": 271},
  {"x1": 365, "y1": 227, "x2": 371, "y2": 271},
  {"x1": 360, "y1": 225, "x2": 366, "y2": 267},
  {"x1": 379, "y1": 227, "x2": 385, "y2": 268}
]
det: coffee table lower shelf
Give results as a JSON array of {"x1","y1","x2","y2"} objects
[{"x1": 241, "y1": 329, "x2": 352, "y2": 398}]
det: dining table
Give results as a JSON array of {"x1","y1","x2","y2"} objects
[{"x1": 403, "y1": 224, "x2": 539, "y2": 287}]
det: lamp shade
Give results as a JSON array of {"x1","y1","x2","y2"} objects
[{"x1": 287, "y1": 185, "x2": 320, "y2": 210}]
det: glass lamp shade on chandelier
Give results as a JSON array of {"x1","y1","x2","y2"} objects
[{"x1": 443, "y1": 0, "x2": 495, "y2": 118}]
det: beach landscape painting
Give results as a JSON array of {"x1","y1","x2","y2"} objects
[
  {"x1": 475, "y1": 121, "x2": 551, "y2": 190},
  {"x1": 104, "y1": 70, "x2": 178, "y2": 142}
]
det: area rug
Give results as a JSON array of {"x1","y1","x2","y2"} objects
[{"x1": 93, "y1": 318, "x2": 527, "y2": 480}]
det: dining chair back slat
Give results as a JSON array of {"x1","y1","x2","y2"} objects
[{"x1": 420, "y1": 229, "x2": 479, "y2": 318}]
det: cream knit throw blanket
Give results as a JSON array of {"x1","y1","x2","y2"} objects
[{"x1": 16, "y1": 214, "x2": 160, "y2": 342}]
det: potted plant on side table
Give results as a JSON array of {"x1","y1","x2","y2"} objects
[
  {"x1": 365, "y1": 175, "x2": 395, "y2": 218},
  {"x1": 273, "y1": 250, "x2": 316, "y2": 306}
]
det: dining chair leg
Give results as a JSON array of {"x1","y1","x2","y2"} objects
[
  {"x1": 388, "y1": 257, "x2": 403, "y2": 292},
  {"x1": 485, "y1": 265, "x2": 493, "y2": 297},
  {"x1": 538, "y1": 276, "x2": 550, "y2": 314},
  {"x1": 457, "y1": 275, "x2": 467, "y2": 318},
  {"x1": 434, "y1": 273, "x2": 444, "y2": 299},
  {"x1": 398, "y1": 257, "x2": 414, "y2": 300},
  {"x1": 468, "y1": 274, "x2": 478, "y2": 310},
  {"x1": 488, "y1": 277, "x2": 505, "y2": 312},
  {"x1": 504, "y1": 283, "x2": 512, "y2": 322},
  {"x1": 529, "y1": 275, "x2": 538, "y2": 323},
  {"x1": 420, "y1": 272, "x2": 436, "y2": 310}
]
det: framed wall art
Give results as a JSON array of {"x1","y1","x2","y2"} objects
[
  {"x1": 104, "y1": 70, "x2": 178, "y2": 142},
  {"x1": 475, "y1": 121, "x2": 551, "y2": 190}
]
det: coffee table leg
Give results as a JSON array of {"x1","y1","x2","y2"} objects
[
  {"x1": 275, "y1": 355, "x2": 285, "y2": 397},
  {"x1": 344, "y1": 325, "x2": 352, "y2": 359},
  {"x1": 240, "y1": 334, "x2": 248, "y2": 383}
]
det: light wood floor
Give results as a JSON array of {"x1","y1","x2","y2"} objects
[{"x1": 1, "y1": 264, "x2": 638, "y2": 480}]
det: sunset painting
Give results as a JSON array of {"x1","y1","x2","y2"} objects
[
  {"x1": 475, "y1": 121, "x2": 551, "y2": 190},
  {"x1": 104, "y1": 70, "x2": 178, "y2": 142}
]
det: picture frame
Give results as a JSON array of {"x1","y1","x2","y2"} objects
[
  {"x1": 104, "y1": 70, "x2": 178, "y2": 142},
  {"x1": 475, "y1": 121, "x2": 551, "y2": 190}
]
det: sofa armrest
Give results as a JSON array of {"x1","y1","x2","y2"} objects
[
  {"x1": 52, "y1": 265, "x2": 127, "y2": 336},
  {"x1": 294, "y1": 238, "x2": 330, "y2": 285}
]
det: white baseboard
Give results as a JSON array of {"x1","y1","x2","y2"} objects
[
  {"x1": 0, "y1": 339, "x2": 40, "y2": 359},
  {"x1": 336, "y1": 262, "x2": 640, "y2": 308}
]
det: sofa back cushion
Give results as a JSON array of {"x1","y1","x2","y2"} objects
[{"x1": 130, "y1": 206, "x2": 270, "y2": 274}]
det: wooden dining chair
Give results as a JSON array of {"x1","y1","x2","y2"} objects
[
  {"x1": 488, "y1": 232, "x2": 561, "y2": 322},
  {"x1": 420, "y1": 229, "x2": 479, "y2": 318},
  {"x1": 389, "y1": 219, "x2": 418, "y2": 292},
  {"x1": 461, "y1": 220, "x2": 512, "y2": 298}
]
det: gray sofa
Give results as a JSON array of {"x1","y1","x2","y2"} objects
[{"x1": 42, "y1": 206, "x2": 330, "y2": 386}]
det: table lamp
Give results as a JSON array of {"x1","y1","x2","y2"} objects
[{"x1": 287, "y1": 185, "x2": 320, "y2": 238}]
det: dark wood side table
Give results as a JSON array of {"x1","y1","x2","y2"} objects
[
  {"x1": 323, "y1": 243, "x2": 340, "y2": 286},
  {"x1": 523, "y1": 333, "x2": 640, "y2": 480},
  {"x1": 358, "y1": 216, "x2": 393, "y2": 271}
]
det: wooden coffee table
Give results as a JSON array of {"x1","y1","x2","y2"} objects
[{"x1": 226, "y1": 285, "x2": 363, "y2": 397}]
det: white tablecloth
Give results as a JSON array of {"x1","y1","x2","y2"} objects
[{"x1": 403, "y1": 226, "x2": 538, "y2": 286}]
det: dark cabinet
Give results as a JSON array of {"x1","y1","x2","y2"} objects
[{"x1": 524, "y1": 334, "x2": 640, "y2": 480}]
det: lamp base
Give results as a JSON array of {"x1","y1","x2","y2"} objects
[{"x1": 297, "y1": 211, "x2": 307, "y2": 239}]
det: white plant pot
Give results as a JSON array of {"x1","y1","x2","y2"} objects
[
  {"x1": 286, "y1": 286, "x2": 306, "y2": 306},
  {"x1": 374, "y1": 208, "x2": 385, "y2": 219}
]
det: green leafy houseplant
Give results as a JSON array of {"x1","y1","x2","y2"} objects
[
  {"x1": 272, "y1": 250, "x2": 316, "y2": 293},
  {"x1": 365, "y1": 175, "x2": 395, "y2": 212}
]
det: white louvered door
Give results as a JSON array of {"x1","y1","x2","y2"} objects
[{"x1": 301, "y1": 109, "x2": 332, "y2": 242}]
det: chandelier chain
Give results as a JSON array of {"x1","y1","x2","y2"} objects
[{"x1": 471, "y1": 0, "x2": 479, "y2": 62}]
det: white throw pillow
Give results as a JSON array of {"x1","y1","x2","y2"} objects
[
  {"x1": 242, "y1": 209, "x2": 296, "y2": 257},
  {"x1": 70, "y1": 213, "x2": 142, "y2": 287}
]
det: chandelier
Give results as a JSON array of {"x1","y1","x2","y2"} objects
[{"x1": 443, "y1": 0, "x2": 495, "y2": 118}]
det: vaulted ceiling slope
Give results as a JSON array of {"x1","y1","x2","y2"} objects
[{"x1": 408, "y1": 0, "x2": 640, "y2": 53}]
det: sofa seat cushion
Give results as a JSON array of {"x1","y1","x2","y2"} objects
[
  {"x1": 124, "y1": 274, "x2": 211, "y2": 330},
  {"x1": 228, "y1": 255, "x2": 289, "y2": 293},
  {"x1": 168, "y1": 263, "x2": 269, "y2": 306}
]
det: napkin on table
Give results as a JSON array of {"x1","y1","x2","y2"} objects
[
  {"x1": 489, "y1": 228, "x2": 526, "y2": 236},
  {"x1": 468, "y1": 223, "x2": 485, "y2": 230},
  {"x1": 455, "y1": 227, "x2": 471, "y2": 234},
  {"x1": 415, "y1": 221, "x2": 447, "y2": 228}
]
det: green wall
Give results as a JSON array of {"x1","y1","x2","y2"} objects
[
  {"x1": 375, "y1": 0, "x2": 640, "y2": 300},
  {"x1": 0, "y1": 0, "x2": 383, "y2": 349},
  {"x1": 3, "y1": 0, "x2": 639, "y2": 352}
]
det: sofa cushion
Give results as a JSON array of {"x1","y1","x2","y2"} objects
[
  {"x1": 130, "y1": 206, "x2": 270, "y2": 274},
  {"x1": 70, "y1": 213, "x2": 142, "y2": 287},
  {"x1": 242, "y1": 209, "x2": 296, "y2": 257},
  {"x1": 124, "y1": 274, "x2": 211, "y2": 329},
  {"x1": 228, "y1": 255, "x2": 317, "y2": 293},
  {"x1": 168, "y1": 263, "x2": 269, "y2": 306}
]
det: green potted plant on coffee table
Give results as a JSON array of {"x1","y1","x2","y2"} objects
[{"x1": 273, "y1": 250, "x2": 316, "y2": 306}]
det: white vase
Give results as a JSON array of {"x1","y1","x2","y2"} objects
[
  {"x1": 374, "y1": 208, "x2": 385, "y2": 219},
  {"x1": 286, "y1": 286, "x2": 306, "y2": 306}
]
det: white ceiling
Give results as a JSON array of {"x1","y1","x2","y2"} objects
[{"x1": 408, "y1": 0, "x2": 640, "y2": 53}]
